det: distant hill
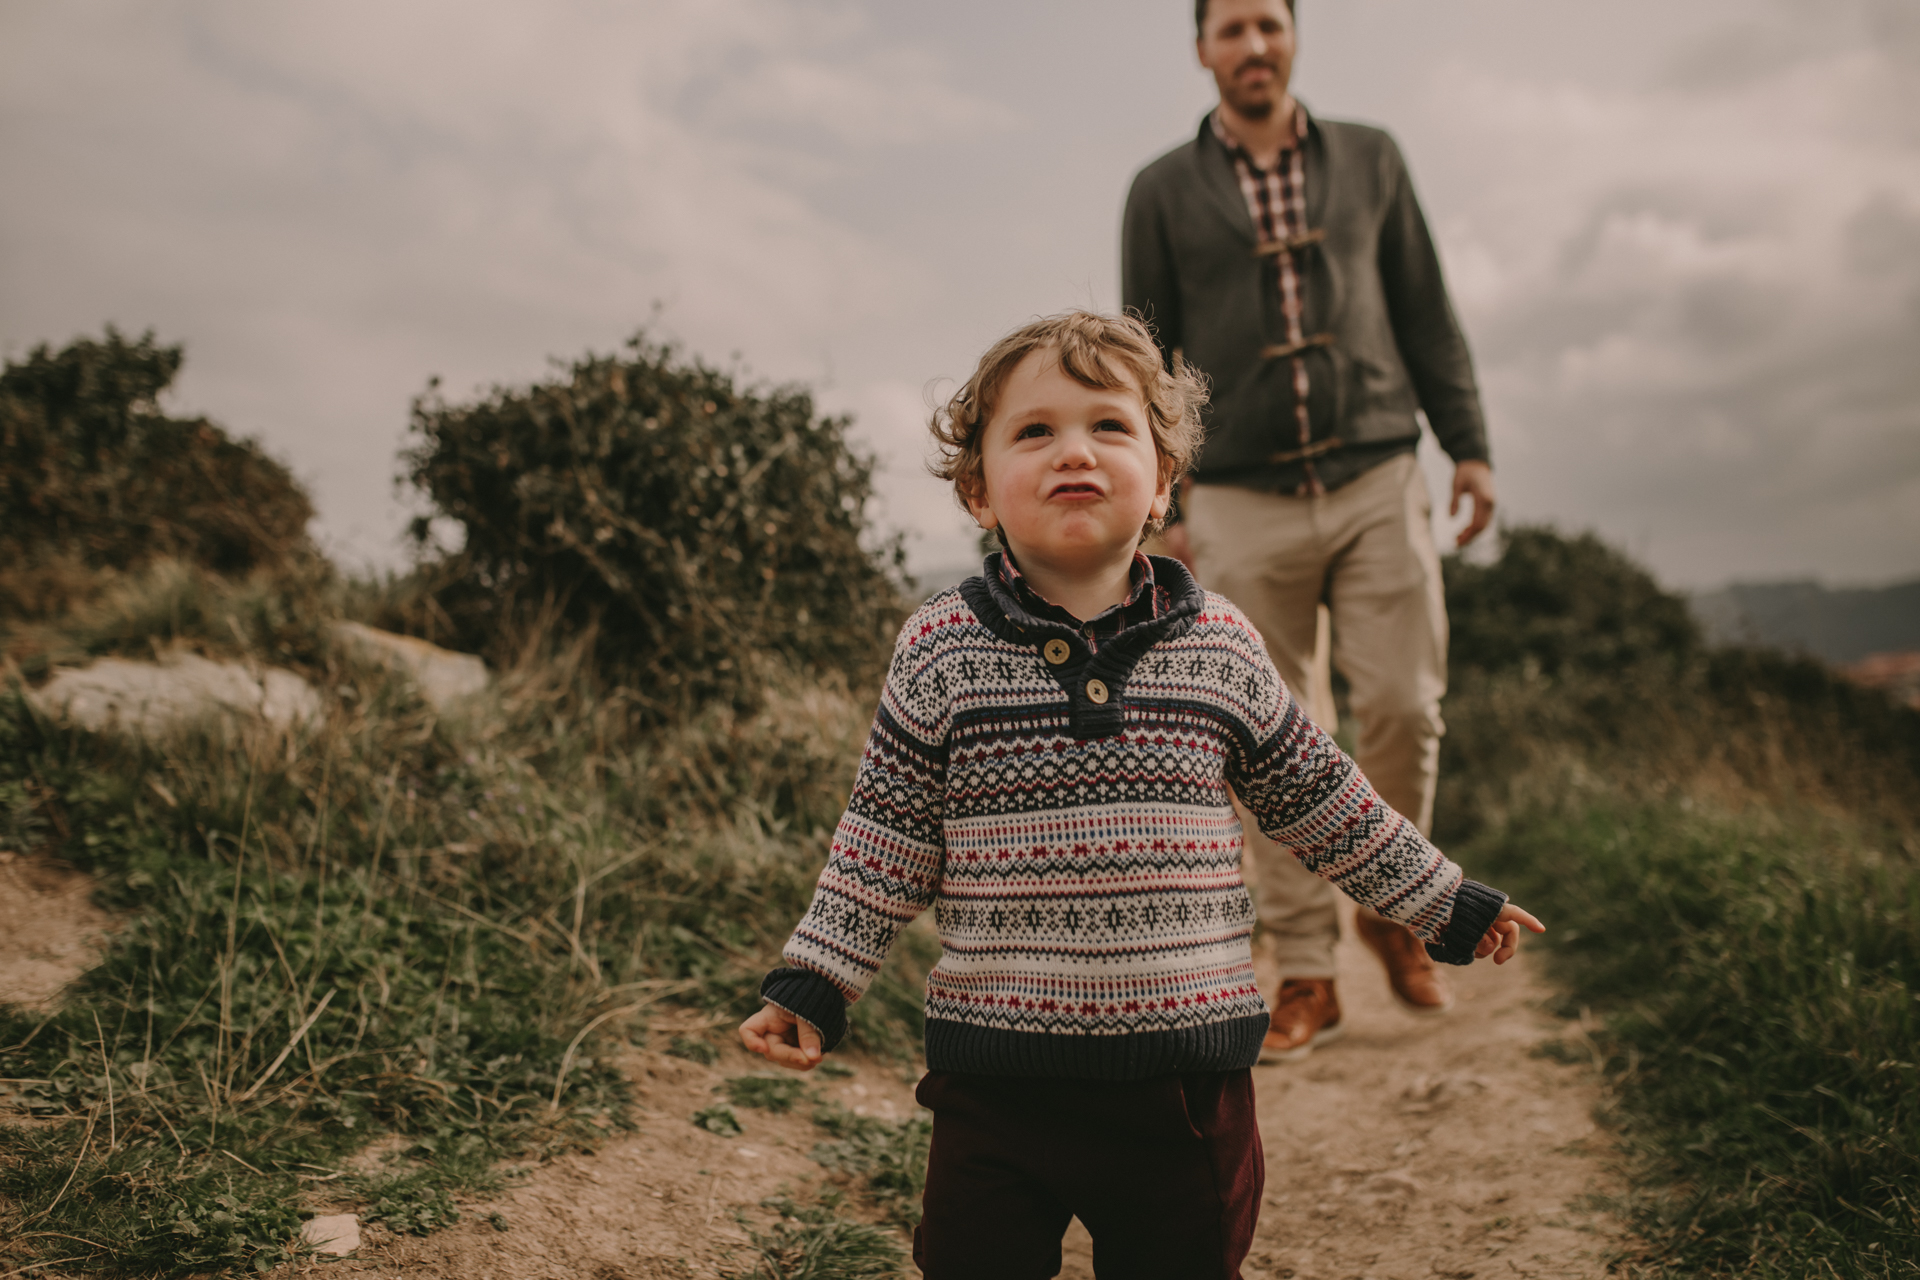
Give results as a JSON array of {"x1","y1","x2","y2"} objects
[{"x1": 1691, "y1": 578, "x2": 1920, "y2": 665}]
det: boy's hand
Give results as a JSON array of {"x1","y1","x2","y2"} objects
[
  {"x1": 738, "y1": 1004, "x2": 823, "y2": 1071},
  {"x1": 1476, "y1": 903, "x2": 1545, "y2": 965}
]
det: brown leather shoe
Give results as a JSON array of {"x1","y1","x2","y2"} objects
[
  {"x1": 1259, "y1": 978, "x2": 1344, "y2": 1063},
  {"x1": 1355, "y1": 908, "x2": 1454, "y2": 1015}
]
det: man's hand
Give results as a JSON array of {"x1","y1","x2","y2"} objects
[
  {"x1": 1450, "y1": 460, "x2": 1496, "y2": 547},
  {"x1": 1476, "y1": 902, "x2": 1545, "y2": 965},
  {"x1": 738, "y1": 1004, "x2": 823, "y2": 1071}
]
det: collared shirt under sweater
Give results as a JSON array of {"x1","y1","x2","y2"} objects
[
  {"x1": 1211, "y1": 105, "x2": 1326, "y2": 495},
  {"x1": 761, "y1": 555, "x2": 1507, "y2": 1079}
]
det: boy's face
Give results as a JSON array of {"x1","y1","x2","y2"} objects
[{"x1": 966, "y1": 347, "x2": 1171, "y2": 575}]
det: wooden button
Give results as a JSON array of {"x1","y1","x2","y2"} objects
[
  {"x1": 1085, "y1": 679, "x2": 1109, "y2": 704},
  {"x1": 1043, "y1": 639, "x2": 1071, "y2": 665}
]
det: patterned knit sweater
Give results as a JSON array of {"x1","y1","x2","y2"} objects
[{"x1": 761, "y1": 555, "x2": 1507, "y2": 1079}]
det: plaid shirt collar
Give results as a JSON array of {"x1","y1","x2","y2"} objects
[
  {"x1": 1208, "y1": 101, "x2": 1309, "y2": 170},
  {"x1": 996, "y1": 551, "x2": 1167, "y2": 654}
]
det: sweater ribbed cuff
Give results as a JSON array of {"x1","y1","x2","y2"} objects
[
  {"x1": 1424, "y1": 879, "x2": 1508, "y2": 966},
  {"x1": 758, "y1": 968, "x2": 849, "y2": 1052}
]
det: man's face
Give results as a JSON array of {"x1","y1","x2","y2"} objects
[{"x1": 1197, "y1": 0, "x2": 1296, "y2": 121}]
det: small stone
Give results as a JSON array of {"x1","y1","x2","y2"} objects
[
  {"x1": 329, "y1": 621, "x2": 488, "y2": 710},
  {"x1": 301, "y1": 1213, "x2": 361, "y2": 1255},
  {"x1": 1365, "y1": 1170, "x2": 1421, "y2": 1198}
]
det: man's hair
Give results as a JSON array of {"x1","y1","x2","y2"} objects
[
  {"x1": 1196, "y1": 0, "x2": 1295, "y2": 38},
  {"x1": 929, "y1": 311, "x2": 1207, "y2": 541}
]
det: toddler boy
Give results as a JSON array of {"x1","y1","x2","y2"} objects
[{"x1": 739, "y1": 311, "x2": 1542, "y2": 1279}]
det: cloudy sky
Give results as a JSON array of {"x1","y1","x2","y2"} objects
[{"x1": 3, "y1": 0, "x2": 1916, "y2": 590}]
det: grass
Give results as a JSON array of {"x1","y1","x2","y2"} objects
[
  {"x1": 723, "y1": 1074, "x2": 814, "y2": 1113},
  {"x1": 1, "y1": 556, "x2": 335, "y2": 683},
  {"x1": 692, "y1": 1104, "x2": 746, "y2": 1137},
  {"x1": 808, "y1": 1104, "x2": 933, "y2": 1229},
  {"x1": 722, "y1": 1195, "x2": 908, "y2": 1280},
  {"x1": 0, "y1": 575, "x2": 935, "y2": 1274},
  {"x1": 1430, "y1": 531, "x2": 1920, "y2": 1277},
  {"x1": 1461, "y1": 799, "x2": 1919, "y2": 1276}
]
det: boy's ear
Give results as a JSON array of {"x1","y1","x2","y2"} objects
[
  {"x1": 1150, "y1": 459, "x2": 1175, "y2": 521},
  {"x1": 962, "y1": 479, "x2": 998, "y2": 530}
]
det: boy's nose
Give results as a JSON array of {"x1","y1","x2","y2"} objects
[{"x1": 1055, "y1": 437, "x2": 1097, "y2": 467}]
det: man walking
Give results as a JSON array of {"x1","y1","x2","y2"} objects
[{"x1": 1123, "y1": 0, "x2": 1496, "y2": 1061}]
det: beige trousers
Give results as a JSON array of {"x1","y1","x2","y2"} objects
[{"x1": 1184, "y1": 454, "x2": 1448, "y2": 980}]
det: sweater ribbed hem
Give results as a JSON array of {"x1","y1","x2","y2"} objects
[
  {"x1": 923, "y1": 1012, "x2": 1268, "y2": 1080},
  {"x1": 1424, "y1": 879, "x2": 1509, "y2": 966},
  {"x1": 759, "y1": 968, "x2": 849, "y2": 1052}
]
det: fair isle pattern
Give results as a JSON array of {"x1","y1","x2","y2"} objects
[{"x1": 779, "y1": 581, "x2": 1468, "y2": 1050}]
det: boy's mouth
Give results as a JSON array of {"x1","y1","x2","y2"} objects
[{"x1": 1048, "y1": 481, "x2": 1104, "y2": 499}]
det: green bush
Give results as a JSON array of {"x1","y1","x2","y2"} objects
[
  {"x1": 0, "y1": 328, "x2": 314, "y2": 619},
  {"x1": 0, "y1": 325, "x2": 933, "y2": 1276},
  {"x1": 398, "y1": 336, "x2": 908, "y2": 721},
  {"x1": 1445, "y1": 525, "x2": 1700, "y2": 680},
  {"x1": 1436, "y1": 526, "x2": 1920, "y2": 844}
]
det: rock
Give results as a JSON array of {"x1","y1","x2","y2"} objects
[
  {"x1": 1364, "y1": 1170, "x2": 1421, "y2": 1199},
  {"x1": 28, "y1": 653, "x2": 320, "y2": 736},
  {"x1": 300, "y1": 1213, "x2": 361, "y2": 1256},
  {"x1": 1401, "y1": 1072, "x2": 1492, "y2": 1107},
  {"x1": 329, "y1": 621, "x2": 488, "y2": 711}
]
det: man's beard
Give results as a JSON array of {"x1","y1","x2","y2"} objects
[{"x1": 1224, "y1": 61, "x2": 1283, "y2": 119}]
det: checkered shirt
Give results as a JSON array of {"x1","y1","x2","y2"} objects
[
  {"x1": 1210, "y1": 105, "x2": 1322, "y2": 495},
  {"x1": 997, "y1": 551, "x2": 1170, "y2": 654}
]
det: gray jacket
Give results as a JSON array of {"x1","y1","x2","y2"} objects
[{"x1": 1122, "y1": 110, "x2": 1489, "y2": 492}]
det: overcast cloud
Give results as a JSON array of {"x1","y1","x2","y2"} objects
[{"x1": 2, "y1": 0, "x2": 1914, "y2": 590}]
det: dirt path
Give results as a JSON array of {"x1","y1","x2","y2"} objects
[
  {"x1": 0, "y1": 852, "x2": 114, "y2": 1010},
  {"x1": 1200, "y1": 911, "x2": 1622, "y2": 1280},
  {"x1": 0, "y1": 860, "x2": 1623, "y2": 1279},
  {"x1": 273, "y1": 906, "x2": 1622, "y2": 1280}
]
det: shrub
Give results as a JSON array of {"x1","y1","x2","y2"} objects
[
  {"x1": 1436, "y1": 526, "x2": 1920, "y2": 843},
  {"x1": 0, "y1": 328, "x2": 314, "y2": 618},
  {"x1": 399, "y1": 336, "x2": 908, "y2": 721},
  {"x1": 1444, "y1": 525, "x2": 1700, "y2": 680}
]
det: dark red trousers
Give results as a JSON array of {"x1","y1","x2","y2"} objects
[{"x1": 911, "y1": 1069, "x2": 1263, "y2": 1280}]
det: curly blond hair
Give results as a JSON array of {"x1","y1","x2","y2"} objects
[{"x1": 928, "y1": 311, "x2": 1207, "y2": 542}]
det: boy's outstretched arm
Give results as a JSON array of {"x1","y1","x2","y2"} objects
[
  {"x1": 740, "y1": 617, "x2": 952, "y2": 1066},
  {"x1": 1477, "y1": 902, "x2": 1546, "y2": 965},
  {"x1": 1222, "y1": 623, "x2": 1541, "y2": 964},
  {"x1": 739, "y1": 1004, "x2": 823, "y2": 1071}
]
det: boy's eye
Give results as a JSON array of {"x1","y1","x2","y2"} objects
[
  {"x1": 1014, "y1": 422, "x2": 1051, "y2": 440},
  {"x1": 1094, "y1": 418, "x2": 1132, "y2": 433}
]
